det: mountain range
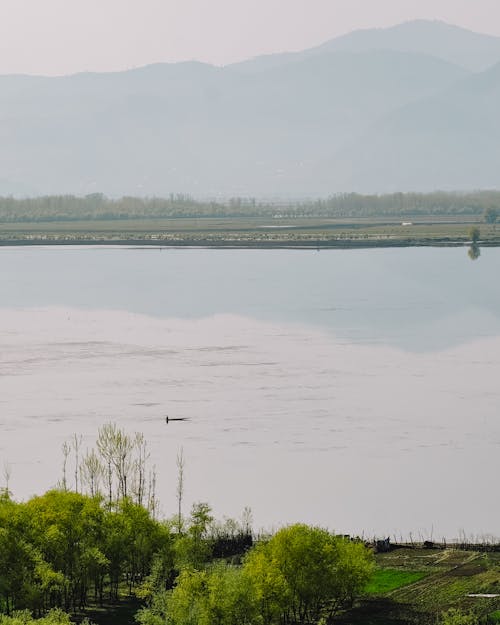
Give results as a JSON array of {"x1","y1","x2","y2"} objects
[{"x1": 1, "y1": 20, "x2": 499, "y2": 197}]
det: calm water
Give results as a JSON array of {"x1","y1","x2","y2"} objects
[{"x1": 0, "y1": 246, "x2": 499, "y2": 538}]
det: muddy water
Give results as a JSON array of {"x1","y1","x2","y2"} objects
[{"x1": 0, "y1": 246, "x2": 499, "y2": 538}]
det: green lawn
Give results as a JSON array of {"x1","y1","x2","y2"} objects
[{"x1": 365, "y1": 569, "x2": 429, "y2": 595}]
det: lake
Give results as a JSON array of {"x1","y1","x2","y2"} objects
[{"x1": 0, "y1": 245, "x2": 499, "y2": 539}]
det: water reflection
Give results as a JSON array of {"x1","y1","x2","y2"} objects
[
  {"x1": 1, "y1": 246, "x2": 500, "y2": 353},
  {"x1": 1, "y1": 307, "x2": 499, "y2": 536},
  {"x1": 468, "y1": 243, "x2": 481, "y2": 261}
]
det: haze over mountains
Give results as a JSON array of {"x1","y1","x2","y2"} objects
[{"x1": 1, "y1": 20, "x2": 499, "y2": 197}]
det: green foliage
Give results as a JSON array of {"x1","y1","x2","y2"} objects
[
  {"x1": 484, "y1": 207, "x2": 499, "y2": 224},
  {"x1": 138, "y1": 525, "x2": 374, "y2": 625},
  {"x1": 439, "y1": 608, "x2": 479, "y2": 625},
  {"x1": 137, "y1": 565, "x2": 258, "y2": 625},
  {"x1": 468, "y1": 226, "x2": 480, "y2": 243},
  {"x1": 0, "y1": 426, "x2": 174, "y2": 617},
  {"x1": 364, "y1": 569, "x2": 428, "y2": 595},
  {"x1": 243, "y1": 524, "x2": 374, "y2": 624},
  {"x1": 468, "y1": 243, "x2": 481, "y2": 260},
  {"x1": 0, "y1": 609, "x2": 74, "y2": 624},
  {"x1": 0, "y1": 488, "x2": 173, "y2": 614},
  {"x1": 7, "y1": 427, "x2": 497, "y2": 625},
  {"x1": 174, "y1": 503, "x2": 214, "y2": 571},
  {"x1": 134, "y1": 552, "x2": 176, "y2": 601},
  {"x1": 1, "y1": 191, "x2": 500, "y2": 223}
]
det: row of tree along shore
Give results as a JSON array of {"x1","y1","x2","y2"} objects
[
  {"x1": 1, "y1": 424, "x2": 498, "y2": 625},
  {"x1": 0, "y1": 192, "x2": 498, "y2": 222}
]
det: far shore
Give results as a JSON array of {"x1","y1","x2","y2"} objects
[
  {"x1": 0, "y1": 212, "x2": 498, "y2": 249},
  {"x1": 0, "y1": 237, "x2": 498, "y2": 249}
]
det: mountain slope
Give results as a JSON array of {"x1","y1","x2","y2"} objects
[
  {"x1": 229, "y1": 20, "x2": 500, "y2": 74},
  {"x1": 0, "y1": 50, "x2": 469, "y2": 196},
  {"x1": 317, "y1": 20, "x2": 500, "y2": 72},
  {"x1": 314, "y1": 62, "x2": 500, "y2": 193}
]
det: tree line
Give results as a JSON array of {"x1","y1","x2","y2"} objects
[
  {"x1": 0, "y1": 192, "x2": 498, "y2": 222},
  {"x1": 0, "y1": 424, "x2": 376, "y2": 624}
]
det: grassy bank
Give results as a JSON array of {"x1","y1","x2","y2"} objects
[{"x1": 0, "y1": 215, "x2": 499, "y2": 248}]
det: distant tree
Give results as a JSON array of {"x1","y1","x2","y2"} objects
[
  {"x1": 484, "y1": 207, "x2": 499, "y2": 224},
  {"x1": 468, "y1": 226, "x2": 480, "y2": 243},
  {"x1": 468, "y1": 243, "x2": 481, "y2": 261},
  {"x1": 2, "y1": 191, "x2": 500, "y2": 222}
]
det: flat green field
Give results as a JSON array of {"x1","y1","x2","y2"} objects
[
  {"x1": 340, "y1": 549, "x2": 500, "y2": 625},
  {"x1": 364, "y1": 569, "x2": 429, "y2": 595}
]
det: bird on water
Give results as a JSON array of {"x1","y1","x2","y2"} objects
[{"x1": 165, "y1": 416, "x2": 188, "y2": 424}]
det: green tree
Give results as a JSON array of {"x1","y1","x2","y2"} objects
[
  {"x1": 102, "y1": 499, "x2": 173, "y2": 600},
  {"x1": 243, "y1": 524, "x2": 374, "y2": 625},
  {"x1": 439, "y1": 608, "x2": 479, "y2": 625},
  {"x1": 484, "y1": 207, "x2": 499, "y2": 224},
  {"x1": 137, "y1": 565, "x2": 257, "y2": 625},
  {"x1": 468, "y1": 244, "x2": 481, "y2": 261},
  {"x1": 174, "y1": 503, "x2": 213, "y2": 571},
  {"x1": 0, "y1": 495, "x2": 44, "y2": 614},
  {"x1": 468, "y1": 226, "x2": 480, "y2": 243},
  {"x1": 20, "y1": 490, "x2": 106, "y2": 610},
  {"x1": 0, "y1": 609, "x2": 85, "y2": 625}
]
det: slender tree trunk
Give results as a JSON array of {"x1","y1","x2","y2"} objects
[{"x1": 176, "y1": 447, "x2": 185, "y2": 532}]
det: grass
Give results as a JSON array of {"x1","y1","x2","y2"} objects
[
  {"x1": 0, "y1": 215, "x2": 498, "y2": 248},
  {"x1": 72, "y1": 595, "x2": 141, "y2": 625},
  {"x1": 337, "y1": 550, "x2": 500, "y2": 625},
  {"x1": 364, "y1": 569, "x2": 429, "y2": 595}
]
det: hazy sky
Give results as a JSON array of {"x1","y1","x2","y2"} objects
[{"x1": 1, "y1": 0, "x2": 500, "y2": 76}]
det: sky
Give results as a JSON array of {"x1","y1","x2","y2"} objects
[{"x1": 1, "y1": 0, "x2": 500, "y2": 76}]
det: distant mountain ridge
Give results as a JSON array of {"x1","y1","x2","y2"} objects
[
  {"x1": 229, "y1": 20, "x2": 500, "y2": 74},
  {"x1": 0, "y1": 20, "x2": 499, "y2": 197}
]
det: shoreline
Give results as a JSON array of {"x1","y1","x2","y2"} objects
[{"x1": 0, "y1": 237, "x2": 498, "y2": 249}]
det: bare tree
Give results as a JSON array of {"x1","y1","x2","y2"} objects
[
  {"x1": 241, "y1": 506, "x2": 253, "y2": 535},
  {"x1": 61, "y1": 441, "x2": 70, "y2": 491},
  {"x1": 96, "y1": 423, "x2": 117, "y2": 507},
  {"x1": 132, "y1": 432, "x2": 149, "y2": 507},
  {"x1": 2, "y1": 461, "x2": 11, "y2": 494},
  {"x1": 72, "y1": 434, "x2": 83, "y2": 493},
  {"x1": 176, "y1": 448, "x2": 185, "y2": 532},
  {"x1": 112, "y1": 429, "x2": 134, "y2": 500},
  {"x1": 88, "y1": 423, "x2": 158, "y2": 508},
  {"x1": 80, "y1": 449, "x2": 103, "y2": 497},
  {"x1": 147, "y1": 465, "x2": 158, "y2": 520}
]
